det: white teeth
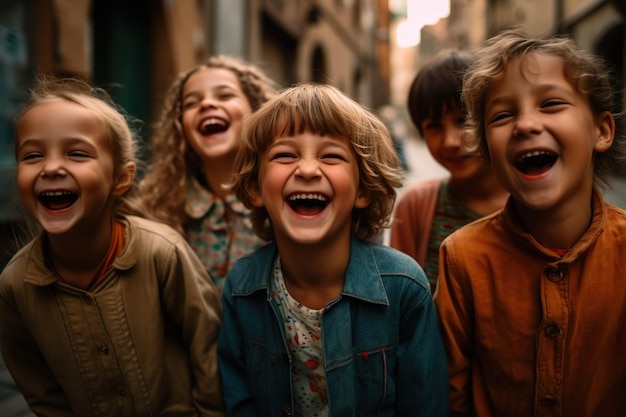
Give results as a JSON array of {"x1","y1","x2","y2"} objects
[
  {"x1": 201, "y1": 118, "x2": 223, "y2": 128},
  {"x1": 288, "y1": 193, "x2": 328, "y2": 201},
  {"x1": 520, "y1": 150, "x2": 551, "y2": 159},
  {"x1": 41, "y1": 191, "x2": 74, "y2": 197}
]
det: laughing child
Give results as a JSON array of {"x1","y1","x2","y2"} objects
[
  {"x1": 218, "y1": 83, "x2": 448, "y2": 416},
  {"x1": 0, "y1": 75, "x2": 224, "y2": 416},
  {"x1": 435, "y1": 29, "x2": 626, "y2": 416}
]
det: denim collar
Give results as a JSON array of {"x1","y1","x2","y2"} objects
[{"x1": 231, "y1": 236, "x2": 390, "y2": 306}]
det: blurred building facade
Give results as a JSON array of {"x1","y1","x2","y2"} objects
[
  {"x1": 0, "y1": 0, "x2": 392, "y2": 266},
  {"x1": 393, "y1": 0, "x2": 625, "y2": 137}
]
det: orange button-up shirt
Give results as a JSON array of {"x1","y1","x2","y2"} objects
[{"x1": 435, "y1": 189, "x2": 626, "y2": 417}]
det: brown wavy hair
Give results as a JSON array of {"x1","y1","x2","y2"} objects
[
  {"x1": 136, "y1": 55, "x2": 277, "y2": 234},
  {"x1": 462, "y1": 29, "x2": 626, "y2": 189},
  {"x1": 231, "y1": 83, "x2": 404, "y2": 242}
]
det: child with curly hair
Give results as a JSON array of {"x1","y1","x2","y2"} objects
[
  {"x1": 137, "y1": 55, "x2": 277, "y2": 290},
  {"x1": 435, "y1": 29, "x2": 626, "y2": 416}
]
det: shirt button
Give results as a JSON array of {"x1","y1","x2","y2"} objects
[
  {"x1": 82, "y1": 295, "x2": 92, "y2": 304},
  {"x1": 541, "y1": 395, "x2": 557, "y2": 407},
  {"x1": 544, "y1": 323, "x2": 561, "y2": 338},
  {"x1": 99, "y1": 345, "x2": 109, "y2": 355},
  {"x1": 117, "y1": 387, "x2": 127, "y2": 396},
  {"x1": 546, "y1": 267, "x2": 564, "y2": 282}
]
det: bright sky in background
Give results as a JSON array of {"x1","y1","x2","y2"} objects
[{"x1": 393, "y1": 0, "x2": 450, "y2": 47}]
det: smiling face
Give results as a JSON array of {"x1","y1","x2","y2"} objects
[
  {"x1": 181, "y1": 67, "x2": 253, "y2": 165},
  {"x1": 484, "y1": 53, "x2": 614, "y2": 213},
  {"x1": 421, "y1": 109, "x2": 489, "y2": 182},
  {"x1": 16, "y1": 99, "x2": 128, "y2": 236},
  {"x1": 251, "y1": 131, "x2": 369, "y2": 247}
]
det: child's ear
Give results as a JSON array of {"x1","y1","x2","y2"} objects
[
  {"x1": 354, "y1": 189, "x2": 370, "y2": 209},
  {"x1": 594, "y1": 111, "x2": 615, "y2": 152},
  {"x1": 112, "y1": 162, "x2": 137, "y2": 196}
]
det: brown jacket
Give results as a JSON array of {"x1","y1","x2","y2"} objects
[
  {"x1": 0, "y1": 216, "x2": 224, "y2": 417},
  {"x1": 435, "y1": 189, "x2": 626, "y2": 417}
]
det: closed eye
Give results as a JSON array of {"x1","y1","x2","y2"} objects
[
  {"x1": 488, "y1": 112, "x2": 513, "y2": 126},
  {"x1": 20, "y1": 152, "x2": 43, "y2": 162},
  {"x1": 270, "y1": 152, "x2": 297, "y2": 162},
  {"x1": 68, "y1": 151, "x2": 92, "y2": 159},
  {"x1": 321, "y1": 153, "x2": 347, "y2": 163},
  {"x1": 541, "y1": 100, "x2": 568, "y2": 111}
]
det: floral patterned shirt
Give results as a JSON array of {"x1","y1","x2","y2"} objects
[
  {"x1": 185, "y1": 177, "x2": 264, "y2": 291},
  {"x1": 271, "y1": 255, "x2": 328, "y2": 417}
]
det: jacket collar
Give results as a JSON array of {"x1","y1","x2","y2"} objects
[
  {"x1": 231, "y1": 236, "x2": 390, "y2": 306},
  {"x1": 23, "y1": 216, "x2": 138, "y2": 287}
]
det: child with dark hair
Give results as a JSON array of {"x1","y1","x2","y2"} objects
[{"x1": 390, "y1": 50, "x2": 508, "y2": 290}]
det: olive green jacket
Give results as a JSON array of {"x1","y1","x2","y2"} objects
[{"x1": 0, "y1": 215, "x2": 224, "y2": 417}]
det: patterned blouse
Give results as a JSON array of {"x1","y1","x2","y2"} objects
[
  {"x1": 271, "y1": 255, "x2": 328, "y2": 417},
  {"x1": 185, "y1": 177, "x2": 265, "y2": 291}
]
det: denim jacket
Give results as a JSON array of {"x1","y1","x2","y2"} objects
[{"x1": 218, "y1": 237, "x2": 448, "y2": 417}]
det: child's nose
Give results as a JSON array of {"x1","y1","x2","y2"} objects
[
  {"x1": 40, "y1": 158, "x2": 67, "y2": 177},
  {"x1": 513, "y1": 111, "x2": 542, "y2": 138},
  {"x1": 199, "y1": 96, "x2": 218, "y2": 109},
  {"x1": 295, "y1": 159, "x2": 322, "y2": 179},
  {"x1": 442, "y1": 124, "x2": 463, "y2": 148}
]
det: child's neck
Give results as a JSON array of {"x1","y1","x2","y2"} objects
[
  {"x1": 277, "y1": 238, "x2": 350, "y2": 310},
  {"x1": 514, "y1": 198, "x2": 593, "y2": 250},
  {"x1": 46, "y1": 219, "x2": 114, "y2": 290},
  {"x1": 202, "y1": 155, "x2": 236, "y2": 199}
]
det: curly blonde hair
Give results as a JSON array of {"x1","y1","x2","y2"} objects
[
  {"x1": 16, "y1": 74, "x2": 144, "y2": 219},
  {"x1": 462, "y1": 29, "x2": 626, "y2": 188},
  {"x1": 231, "y1": 83, "x2": 404, "y2": 242},
  {"x1": 137, "y1": 55, "x2": 277, "y2": 234}
]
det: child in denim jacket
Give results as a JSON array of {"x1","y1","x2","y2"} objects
[{"x1": 218, "y1": 83, "x2": 448, "y2": 416}]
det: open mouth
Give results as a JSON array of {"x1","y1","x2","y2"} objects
[
  {"x1": 287, "y1": 193, "x2": 330, "y2": 216},
  {"x1": 198, "y1": 118, "x2": 229, "y2": 136},
  {"x1": 38, "y1": 191, "x2": 78, "y2": 211},
  {"x1": 514, "y1": 150, "x2": 557, "y2": 176}
]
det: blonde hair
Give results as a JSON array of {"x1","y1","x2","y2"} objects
[
  {"x1": 16, "y1": 74, "x2": 143, "y2": 218},
  {"x1": 462, "y1": 29, "x2": 626, "y2": 188},
  {"x1": 137, "y1": 55, "x2": 277, "y2": 234},
  {"x1": 231, "y1": 83, "x2": 404, "y2": 242}
]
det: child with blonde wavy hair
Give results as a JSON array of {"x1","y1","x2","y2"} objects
[
  {"x1": 218, "y1": 83, "x2": 448, "y2": 416},
  {"x1": 137, "y1": 55, "x2": 277, "y2": 290},
  {"x1": 0, "y1": 75, "x2": 224, "y2": 416}
]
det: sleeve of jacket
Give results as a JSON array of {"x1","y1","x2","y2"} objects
[
  {"x1": 0, "y1": 275, "x2": 74, "y2": 416},
  {"x1": 158, "y1": 239, "x2": 225, "y2": 417},
  {"x1": 390, "y1": 179, "x2": 440, "y2": 266},
  {"x1": 434, "y1": 234, "x2": 474, "y2": 417},
  {"x1": 397, "y1": 269, "x2": 449, "y2": 417},
  {"x1": 217, "y1": 270, "x2": 259, "y2": 417}
]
